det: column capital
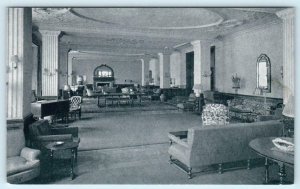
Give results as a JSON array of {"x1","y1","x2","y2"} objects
[
  {"x1": 276, "y1": 8, "x2": 295, "y2": 20},
  {"x1": 40, "y1": 30, "x2": 61, "y2": 37},
  {"x1": 191, "y1": 40, "x2": 201, "y2": 46}
]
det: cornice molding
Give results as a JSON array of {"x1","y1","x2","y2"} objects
[{"x1": 40, "y1": 30, "x2": 61, "y2": 37}]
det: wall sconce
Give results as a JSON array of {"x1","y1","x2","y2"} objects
[
  {"x1": 11, "y1": 55, "x2": 19, "y2": 69},
  {"x1": 232, "y1": 73, "x2": 241, "y2": 94}
]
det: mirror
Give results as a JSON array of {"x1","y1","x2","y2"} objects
[{"x1": 257, "y1": 54, "x2": 271, "y2": 93}]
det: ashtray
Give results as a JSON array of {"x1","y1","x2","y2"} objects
[
  {"x1": 54, "y1": 141, "x2": 64, "y2": 146},
  {"x1": 272, "y1": 138, "x2": 294, "y2": 152}
]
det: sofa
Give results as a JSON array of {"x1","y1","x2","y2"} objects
[
  {"x1": 227, "y1": 98, "x2": 283, "y2": 122},
  {"x1": 168, "y1": 120, "x2": 283, "y2": 178},
  {"x1": 7, "y1": 122, "x2": 41, "y2": 183}
]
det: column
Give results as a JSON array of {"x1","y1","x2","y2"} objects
[
  {"x1": 191, "y1": 40, "x2": 202, "y2": 89},
  {"x1": 158, "y1": 52, "x2": 171, "y2": 88},
  {"x1": 191, "y1": 40, "x2": 211, "y2": 91},
  {"x1": 59, "y1": 45, "x2": 70, "y2": 89},
  {"x1": 141, "y1": 57, "x2": 150, "y2": 86},
  {"x1": 170, "y1": 51, "x2": 181, "y2": 87},
  {"x1": 40, "y1": 30, "x2": 61, "y2": 96},
  {"x1": 276, "y1": 8, "x2": 295, "y2": 104},
  {"x1": 7, "y1": 8, "x2": 32, "y2": 119},
  {"x1": 68, "y1": 53, "x2": 76, "y2": 85}
]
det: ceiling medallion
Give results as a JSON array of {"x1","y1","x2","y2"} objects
[{"x1": 33, "y1": 8, "x2": 71, "y2": 15}]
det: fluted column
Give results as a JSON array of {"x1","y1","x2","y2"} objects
[
  {"x1": 276, "y1": 8, "x2": 295, "y2": 104},
  {"x1": 40, "y1": 30, "x2": 61, "y2": 96},
  {"x1": 7, "y1": 8, "x2": 32, "y2": 119},
  {"x1": 158, "y1": 52, "x2": 171, "y2": 88},
  {"x1": 141, "y1": 58, "x2": 150, "y2": 86}
]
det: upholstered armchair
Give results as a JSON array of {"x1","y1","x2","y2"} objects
[
  {"x1": 7, "y1": 123, "x2": 41, "y2": 183},
  {"x1": 201, "y1": 104, "x2": 229, "y2": 125},
  {"x1": 28, "y1": 120, "x2": 80, "y2": 150},
  {"x1": 69, "y1": 96, "x2": 82, "y2": 120},
  {"x1": 176, "y1": 93, "x2": 197, "y2": 111}
]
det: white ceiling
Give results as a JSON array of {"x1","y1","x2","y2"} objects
[{"x1": 32, "y1": 7, "x2": 285, "y2": 61}]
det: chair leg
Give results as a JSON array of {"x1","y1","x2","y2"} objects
[
  {"x1": 188, "y1": 167, "x2": 192, "y2": 179},
  {"x1": 218, "y1": 163, "x2": 223, "y2": 174},
  {"x1": 247, "y1": 159, "x2": 251, "y2": 170}
]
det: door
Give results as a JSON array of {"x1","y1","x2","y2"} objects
[{"x1": 186, "y1": 52, "x2": 194, "y2": 95}]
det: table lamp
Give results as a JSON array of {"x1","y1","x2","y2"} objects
[
  {"x1": 282, "y1": 94, "x2": 294, "y2": 137},
  {"x1": 193, "y1": 84, "x2": 202, "y2": 97}
]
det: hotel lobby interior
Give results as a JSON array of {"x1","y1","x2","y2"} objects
[{"x1": 6, "y1": 7, "x2": 296, "y2": 185}]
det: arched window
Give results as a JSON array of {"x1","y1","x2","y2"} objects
[{"x1": 94, "y1": 64, "x2": 114, "y2": 78}]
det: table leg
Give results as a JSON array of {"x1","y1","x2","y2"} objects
[
  {"x1": 264, "y1": 157, "x2": 269, "y2": 184},
  {"x1": 71, "y1": 148, "x2": 76, "y2": 180},
  {"x1": 50, "y1": 150, "x2": 54, "y2": 179},
  {"x1": 278, "y1": 163, "x2": 286, "y2": 184},
  {"x1": 97, "y1": 96, "x2": 99, "y2": 106}
]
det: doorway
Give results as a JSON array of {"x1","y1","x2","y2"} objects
[
  {"x1": 210, "y1": 46, "x2": 216, "y2": 91},
  {"x1": 186, "y1": 52, "x2": 194, "y2": 95}
]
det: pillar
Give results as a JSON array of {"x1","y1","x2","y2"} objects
[
  {"x1": 191, "y1": 40, "x2": 211, "y2": 91},
  {"x1": 59, "y1": 45, "x2": 70, "y2": 89},
  {"x1": 40, "y1": 30, "x2": 61, "y2": 96},
  {"x1": 141, "y1": 58, "x2": 150, "y2": 86},
  {"x1": 68, "y1": 53, "x2": 75, "y2": 85},
  {"x1": 158, "y1": 52, "x2": 171, "y2": 88},
  {"x1": 276, "y1": 8, "x2": 295, "y2": 104},
  {"x1": 7, "y1": 8, "x2": 32, "y2": 119},
  {"x1": 170, "y1": 51, "x2": 181, "y2": 87}
]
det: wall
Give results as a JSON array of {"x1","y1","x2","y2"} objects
[
  {"x1": 72, "y1": 59, "x2": 142, "y2": 86},
  {"x1": 215, "y1": 21, "x2": 283, "y2": 98}
]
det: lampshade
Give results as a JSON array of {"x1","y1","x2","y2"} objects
[
  {"x1": 64, "y1": 85, "x2": 71, "y2": 91},
  {"x1": 282, "y1": 94, "x2": 294, "y2": 118}
]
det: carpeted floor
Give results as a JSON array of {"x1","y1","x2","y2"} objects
[
  {"x1": 72, "y1": 111, "x2": 202, "y2": 151},
  {"x1": 28, "y1": 102, "x2": 294, "y2": 184}
]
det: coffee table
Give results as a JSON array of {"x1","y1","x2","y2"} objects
[
  {"x1": 45, "y1": 141, "x2": 79, "y2": 180},
  {"x1": 249, "y1": 137, "x2": 294, "y2": 184}
]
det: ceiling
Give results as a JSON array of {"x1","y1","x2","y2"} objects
[{"x1": 32, "y1": 7, "x2": 285, "y2": 62}]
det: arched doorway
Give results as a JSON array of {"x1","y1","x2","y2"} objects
[{"x1": 93, "y1": 64, "x2": 115, "y2": 89}]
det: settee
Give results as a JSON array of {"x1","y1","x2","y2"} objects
[
  {"x1": 227, "y1": 98, "x2": 283, "y2": 122},
  {"x1": 7, "y1": 122, "x2": 41, "y2": 183},
  {"x1": 168, "y1": 120, "x2": 283, "y2": 178}
]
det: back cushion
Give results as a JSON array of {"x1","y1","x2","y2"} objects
[{"x1": 7, "y1": 126, "x2": 25, "y2": 157}]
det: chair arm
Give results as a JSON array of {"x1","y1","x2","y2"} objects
[
  {"x1": 35, "y1": 134, "x2": 73, "y2": 142},
  {"x1": 20, "y1": 147, "x2": 41, "y2": 161},
  {"x1": 51, "y1": 127, "x2": 78, "y2": 137},
  {"x1": 168, "y1": 132, "x2": 189, "y2": 148}
]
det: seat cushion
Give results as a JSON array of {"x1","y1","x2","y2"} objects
[
  {"x1": 7, "y1": 156, "x2": 40, "y2": 176},
  {"x1": 168, "y1": 144, "x2": 191, "y2": 167}
]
